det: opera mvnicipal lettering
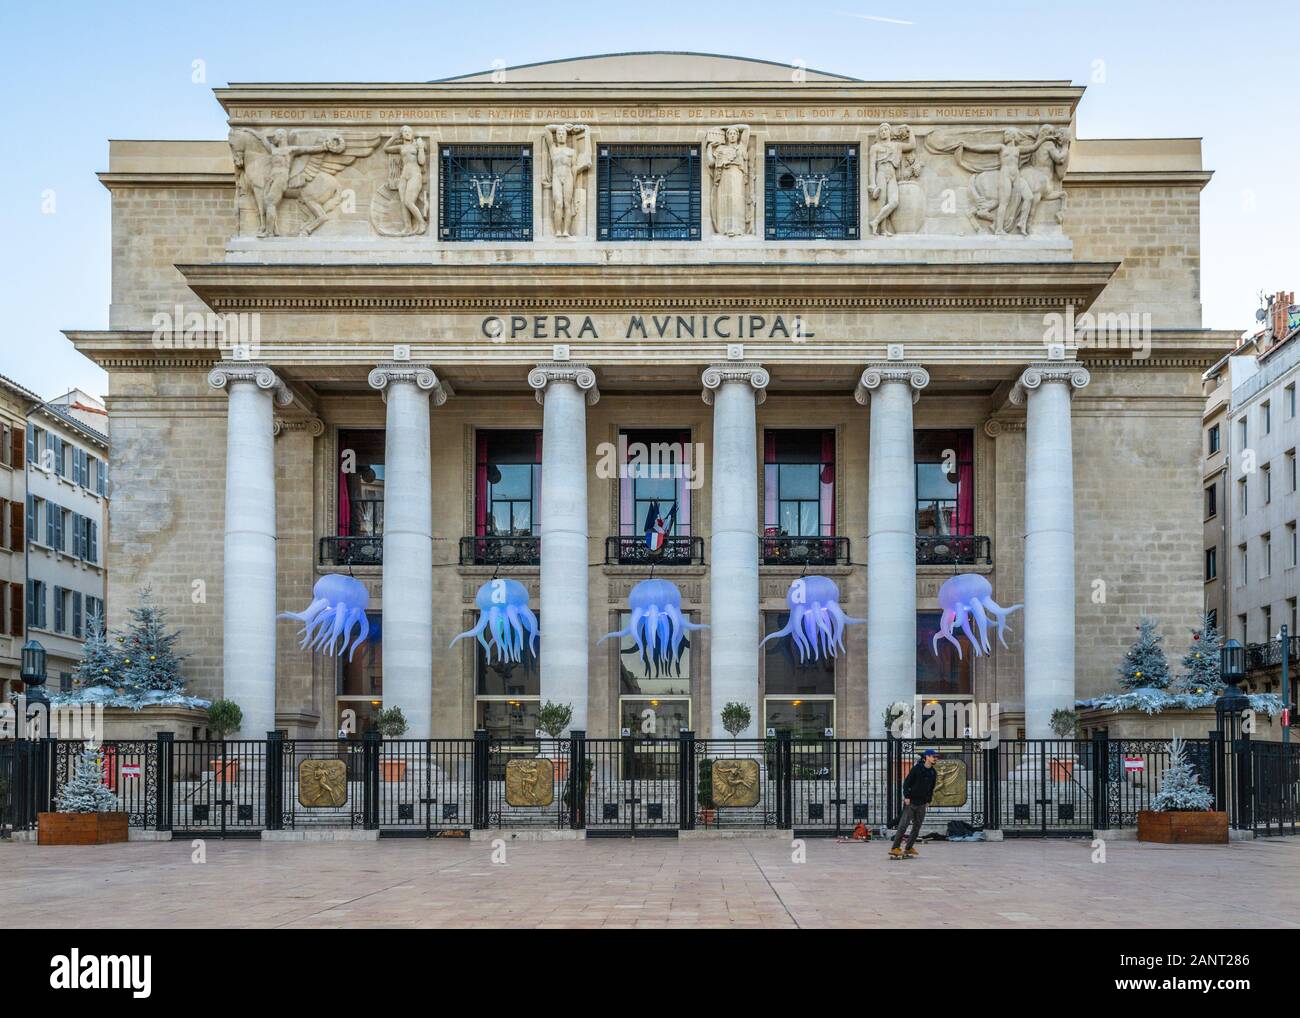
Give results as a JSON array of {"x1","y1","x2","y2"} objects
[{"x1": 480, "y1": 314, "x2": 815, "y2": 341}]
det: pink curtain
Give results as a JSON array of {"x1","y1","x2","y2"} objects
[
  {"x1": 475, "y1": 432, "x2": 489, "y2": 536},
  {"x1": 337, "y1": 458, "x2": 351, "y2": 537},
  {"x1": 955, "y1": 430, "x2": 974, "y2": 536},
  {"x1": 820, "y1": 430, "x2": 835, "y2": 536}
]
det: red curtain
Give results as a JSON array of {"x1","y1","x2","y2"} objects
[
  {"x1": 475, "y1": 432, "x2": 489, "y2": 537},
  {"x1": 337, "y1": 455, "x2": 351, "y2": 537},
  {"x1": 955, "y1": 430, "x2": 974, "y2": 536},
  {"x1": 820, "y1": 430, "x2": 835, "y2": 536}
]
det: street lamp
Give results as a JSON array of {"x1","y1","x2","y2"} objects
[{"x1": 1216, "y1": 638, "x2": 1249, "y2": 740}]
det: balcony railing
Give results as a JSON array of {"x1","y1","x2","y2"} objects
[
  {"x1": 605, "y1": 535, "x2": 704, "y2": 566},
  {"x1": 319, "y1": 535, "x2": 383, "y2": 566},
  {"x1": 916, "y1": 534, "x2": 990, "y2": 566},
  {"x1": 1245, "y1": 636, "x2": 1300, "y2": 674},
  {"x1": 761, "y1": 535, "x2": 850, "y2": 566},
  {"x1": 459, "y1": 535, "x2": 541, "y2": 566}
]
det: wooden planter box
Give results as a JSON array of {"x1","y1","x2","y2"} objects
[
  {"x1": 380, "y1": 760, "x2": 407, "y2": 783},
  {"x1": 38, "y1": 812, "x2": 129, "y2": 845},
  {"x1": 1137, "y1": 810, "x2": 1229, "y2": 844}
]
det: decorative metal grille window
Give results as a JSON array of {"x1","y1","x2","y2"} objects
[
  {"x1": 439, "y1": 145, "x2": 533, "y2": 241},
  {"x1": 764, "y1": 144, "x2": 859, "y2": 240},
  {"x1": 598, "y1": 145, "x2": 700, "y2": 241}
]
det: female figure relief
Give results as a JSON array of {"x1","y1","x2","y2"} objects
[
  {"x1": 541, "y1": 123, "x2": 591, "y2": 238},
  {"x1": 383, "y1": 126, "x2": 427, "y2": 236},
  {"x1": 706, "y1": 124, "x2": 751, "y2": 237}
]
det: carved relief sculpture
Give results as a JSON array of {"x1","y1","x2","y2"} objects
[
  {"x1": 867, "y1": 123, "x2": 918, "y2": 236},
  {"x1": 705, "y1": 124, "x2": 753, "y2": 237},
  {"x1": 540, "y1": 123, "x2": 591, "y2": 238},
  {"x1": 298, "y1": 758, "x2": 348, "y2": 808},
  {"x1": 229, "y1": 128, "x2": 382, "y2": 237},
  {"x1": 371, "y1": 125, "x2": 428, "y2": 236},
  {"x1": 924, "y1": 125, "x2": 1067, "y2": 236},
  {"x1": 712, "y1": 759, "x2": 761, "y2": 807},
  {"x1": 505, "y1": 758, "x2": 555, "y2": 806}
]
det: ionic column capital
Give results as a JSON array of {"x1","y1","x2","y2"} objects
[
  {"x1": 367, "y1": 362, "x2": 451, "y2": 406},
  {"x1": 701, "y1": 362, "x2": 769, "y2": 406},
  {"x1": 1008, "y1": 361, "x2": 1090, "y2": 406},
  {"x1": 528, "y1": 362, "x2": 600, "y2": 406},
  {"x1": 207, "y1": 362, "x2": 293, "y2": 406},
  {"x1": 854, "y1": 362, "x2": 929, "y2": 406}
]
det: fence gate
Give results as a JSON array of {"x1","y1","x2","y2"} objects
[
  {"x1": 997, "y1": 739, "x2": 1094, "y2": 835},
  {"x1": 169, "y1": 739, "x2": 266, "y2": 837},
  {"x1": 888, "y1": 736, "x2": 991, "y2": 832},
  {"x1": 1249, "y1": 741, "x2": 1300, "y2": 837},
  {"x1": 584, "y1": 737, "x2": 682, "y2": 836}
]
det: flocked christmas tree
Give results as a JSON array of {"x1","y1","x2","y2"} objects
[
  {"x1": 1151, "y1": 735, "x2": 1214, "y2": 812},
  {"x1": 71, "y1": 611, "x2": 122, "y2": 689},
  {"x1": 55, "y1": 744, "x2": 120, "y2": 813},
  {"x1": 1173, "y1": 612, "x2": 1226, "y2": 695},
  {"x1": 117, "y1": 588, "x2": 185, "y2": 693},
  {"x1": 1117, "y1": 616, "x2": 1171, "y2": 690}
]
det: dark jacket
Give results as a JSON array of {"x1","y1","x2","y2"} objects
[{"x1": 902, "y1": 761, "x2": 938, "y2": 806}]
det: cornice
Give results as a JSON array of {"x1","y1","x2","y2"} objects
[
  {"x1": 177, "y1": 261, "x2": 1118, "y2": 314},
  {"x1": 97, "y1": 171, "x2": 236, "y2": 192},
  {"x1": 1064, "y1": 170, "x2": 1214, "y2": 191}
]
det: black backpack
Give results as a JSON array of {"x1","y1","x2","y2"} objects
[{"x1": 946, "y1": 820, "x2": 976, "y2": 839}]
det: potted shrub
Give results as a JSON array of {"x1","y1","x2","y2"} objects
[
  {"x1": 720, "y1": 702, "x2": 752, "y2": 740},
  {"x1": 1048, "y1": 708, "x2": 1080, "y2": 780},
  {"x1": 537, "y1": 700, "x2": 573, "y2": 781},
  {"x1": 697, "y1": 757, "x2": 716, "y2": 826},
  {"x1": 206, "y1": 699, "x2": 242, "y2": 782},
  {"x1": 373, "y1": 706, "x2": 409, "y2": 782},
  {"x1": 1137, "y1": 736, "x2": 1227, "y2": 844},
  {"x1": 39, "y1": 744, "x2": 128, "y2": 845}
]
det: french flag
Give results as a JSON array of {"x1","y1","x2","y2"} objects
[{"x1": 644, "y1": 499, "x2": 678, "y2": 552}]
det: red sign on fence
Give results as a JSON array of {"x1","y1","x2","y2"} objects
[
  {"x1": 1123, "y1": 756, "x2": 1145, "y2": 772},
  {"x1": 120, "y1": 763, "x2": 141, "y2": 779}
]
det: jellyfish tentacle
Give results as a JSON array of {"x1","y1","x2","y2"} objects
[
  {"x1": 345, "y1": 608, "x2": 370, "y2": 661},
  {"x1": 969, "y1": 597, "x2": 993, "y2": 656},
  {"x1": 519, "y1": 605, "x2": 541, "y2": 656}
]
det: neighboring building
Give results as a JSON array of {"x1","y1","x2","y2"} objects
[
  {"x1": 25, "y1": 395, "x2": 109, "y2": 687},
  {"x1": 1218, "y1": 292, "x2": 1300, "y2": 698},
  {"x1": 0, "y1": 375, "x2": 39, "y2": 698},
  {"x1": 69, "y1": 53, "x2": 1236, "y2": 742}
]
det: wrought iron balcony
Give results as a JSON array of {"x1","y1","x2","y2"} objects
[
  {"x1": 1245, "y1": 636, "x2": 1300, "y2": 674},
  {"x1": 605, "y1": 535, "x2": 704, "y2": 566},
  {"x1": 916, "y1": 534, "x2": 990, "y2": 566},
  {"x1": 760, "y1": 535, "x2": 850, "y2": 567},
  {"x1": 319, "y1": 536, "x2": 383, "y2": 566},
  {"x1": 460, "y1": 535, "x2": 540, "y2": 566}
]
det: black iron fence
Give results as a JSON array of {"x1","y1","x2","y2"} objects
[
  {"x1": 5, "y1": 731, "x2": 1296, "y2": 839},
  {"x1": 605, "y1": 535, "x2": 704, "y2": 566}
]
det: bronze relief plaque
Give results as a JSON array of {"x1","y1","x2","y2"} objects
[
  {"x1": 712, "y1": 759, "x2": 760, "y2": 808},
  {"x1": 505, "y1": 758, "x2": 554, "y2": 807},
  {"x1": 298, "y1": 758, "x2": 348, "y2": 808},
  {"x1": 931, "y1": 760, "x2": 967, "y2": 807}
]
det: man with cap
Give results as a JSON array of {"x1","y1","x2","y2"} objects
[{"x1": 889, "y1": 749, "x2": 939, "y2": 859}]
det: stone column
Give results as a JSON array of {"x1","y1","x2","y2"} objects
[
  {"x1": 367, "y1": 363, "x2": 450, "y2": 740},
  {"x1": 528, "y1": 363, "x2": 599, "y2": 733},
  {"x1": 1009, "y1": 362, "x2": 1090, "y2": 738},
  {"x1": 208, "y1": 362, "x2": 292, "y2": 738},
  {"x1": 856, "y1": 363, "x2": 930, "y2": 737},
  {"x1": 701, "y1": 363, "x2": 769, "y2": 739}
]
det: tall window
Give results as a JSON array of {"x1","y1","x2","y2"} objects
[
  {"x1": 1288, "y1": 522, "x2": 1297, "y2": 568},
  {"x1": 916, "y1": 611, "x2": 973, "y2": 697},
  {"x1": 617, "y1": 608, "x2": 693, "y2": 745},
  {"x1": 915, "y1": 430, "x2": 975, "y2": 536},
  {"x1": 1205, "y1": 547, "x2": 1217, "y2": 581},
  {"x1": 764, "y1": 144, "x2": 860, "y2": 240},
  {"x1": 337, "y1": 611, "x2": 382, "y2": 736},
  {"x1": 1205, "y1": 484, "x2": 1217, "y2": 519},
  {"x1": 764, "y1": 430, "x2": 834, "y2": 538},
  {"x1": 1286, "y1": 383, "x2": 1296, "y2": 419},
  {"x1": 476, "y1": 430, "x2": 542, "y2": 538},
  {"x1": 475, "y1": 614, "x2": 541, "y2": 743},
  {"x1": 1207, "y1": 423, "x2": 1220, "y2": 455},
  {"x1": 762, "y1": 610, "x2": 836, "y2": 742},
  {"x1": 337, "y1": 429, "x2": 385, "y2": 538},
  {"x1": 597, "y1": 145, "x2": 700, "y2": 241},
  {"x1": 1287, "y1": 450, "x2": 1296, "y2": 492},
  {"x1": 1263, "y1": 401, "x2": 1272, "y2": 435},
  {"x1": 618, "y1": 429, "x2": 692, "y2": 537},
  {"x1": 439, "y1": 145, "x2": 533, "y2": 241}
]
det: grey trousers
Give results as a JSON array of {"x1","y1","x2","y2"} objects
[{"x1": 891, "y1": 803, "x2": 927, "y2": 849}]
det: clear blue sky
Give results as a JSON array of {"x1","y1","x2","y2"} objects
[{"x1": 2, "y1": 0, "x2": 1297, "y2": 400}]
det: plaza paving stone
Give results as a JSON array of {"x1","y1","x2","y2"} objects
[{"x1": 3, "y1": 836, "x2": 1297, "y2": 929}]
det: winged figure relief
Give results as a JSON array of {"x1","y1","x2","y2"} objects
[{"x1": 229, "y1": 128, "x2": 382, "y2": 237}]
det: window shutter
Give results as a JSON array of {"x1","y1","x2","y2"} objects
[
  {"x1": 72, "y1": 448, "x2": 81, "y2": 486},
  {"x1": 9, "y1": 498, "x2": 21, "y2": 551},
  {"x1": 72, "y1": 514, "x2": 84, "y2": 558},
  {"x1": 53, "y1": 586, "x2": 64, "y2": 633},
  {"x1": 89, "y1": 519, "x2": 98, "y2": 563},
  {"x1": 26, "y1": 424, "x2": 36, "y2": 465},
  {"x1": 10, "y1": 582, "x2": 22, "y2": 637},
  {"x1": 73, "y1": 591, "x2": 83, "y2": 638},
  {"x1": 45, "y1": 502, "x2": 56, "y2": 547},
  {"x1": 10, "y1": 424, "x2": 21, "y2": 469},
  {"x1": 52, "y1": 435, "x2": 63, "y2": 476},
  {"x1": 26, "y1": 496, "x2": 35, "y2": 540},
  {"x1": 98, "y1": 459, "x2": 107, "y2": 495}
]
